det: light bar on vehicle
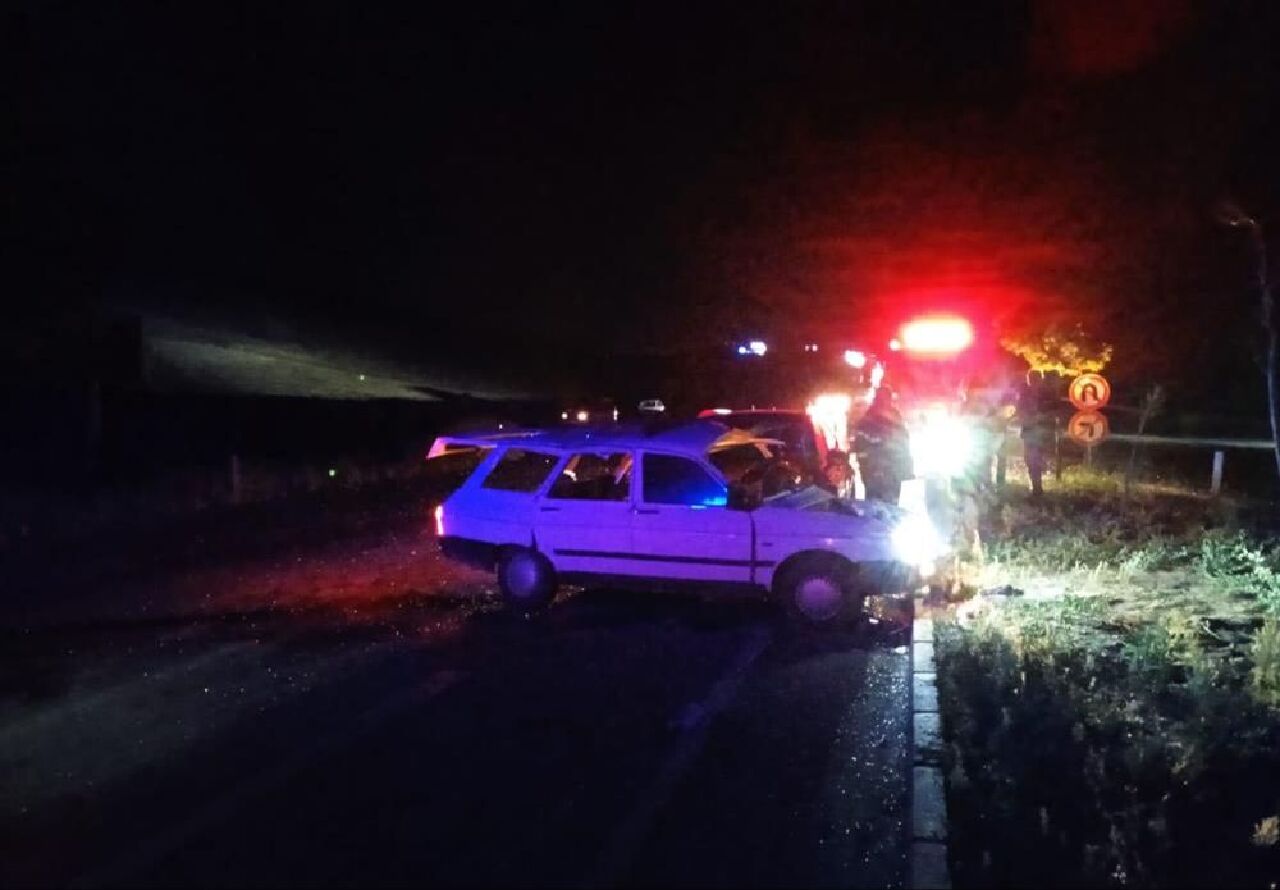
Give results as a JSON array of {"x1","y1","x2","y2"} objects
[{"x1": 900, "y1": 316, "x2": 974, "y2": 355}]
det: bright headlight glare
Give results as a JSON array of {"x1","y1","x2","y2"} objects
[
  {"x1": 909, "y1": 409, "x2": 973, "y2": 477},
  {"x1": 892, "y1": 514, "x2": 944, "y2": 568}
]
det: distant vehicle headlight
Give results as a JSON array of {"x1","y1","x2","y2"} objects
[{"x1": 892, "y1": 513, "x2": 945, "y2": 571}]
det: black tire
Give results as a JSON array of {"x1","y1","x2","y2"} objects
[
  {"x1": 775, "y1": 553, "x2": 864, "y2": 626},
  {"x1": 497, "y1": 548, "x2": 558, "y2": 614}
]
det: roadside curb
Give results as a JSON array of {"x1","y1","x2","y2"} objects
[{"x1": 909, "y1": 607, "x2": 951, "y2": 890}]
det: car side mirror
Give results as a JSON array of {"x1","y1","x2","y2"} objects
[{"x1": 727, "y1": 483, "x2": 761, "y2": 511}]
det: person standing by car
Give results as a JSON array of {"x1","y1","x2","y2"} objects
[
  {"x1": 951, "y1": 388, "x2": 993, "y2": 558},
  {"x1": 1019, "y1": 381, "x2": 1054, "y2": 497},
  {"x1": 853, "y1": 387, "x2": 912, "y2": 504},
  {"x1": 993, "y1": 397, "x2": 1017, "y2": 488}
]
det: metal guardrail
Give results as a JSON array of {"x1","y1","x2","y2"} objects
[
  {"x1": 1107, "y1": 433, "x2": 1275, "y2": 451},
  {"x1": 1083, "y1": 433, "x2": 1275, "y2": 495}
]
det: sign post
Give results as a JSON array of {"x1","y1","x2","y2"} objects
[
  {"x1": 1054, "y1": 415, "x2": 1062, "y2": 481},
  {"x1": 1068, "y1": 374, "x2": 1111, "y2": 475}
]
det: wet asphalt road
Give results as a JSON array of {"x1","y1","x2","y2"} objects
[{"x1": 0, "y1": 486, "x2": 912, "y2": 888}]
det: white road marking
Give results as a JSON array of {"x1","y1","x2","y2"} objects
[
  {"x1": 72, "y1": 668, "x2": 465, "y2": 889},
  {"x1": 585, "y1": 625, "x2": 773, "y2": 888}
]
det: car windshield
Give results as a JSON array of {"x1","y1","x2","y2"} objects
[
  {"x1": 709, "y1": 442, "x2": 813, "y2": 499},
  {"x1": 718, "y1": 414, "x2": 818, "y2": 464},
  {"x1": 708, "y1": 443, "x2": 771, "y2": 483}
]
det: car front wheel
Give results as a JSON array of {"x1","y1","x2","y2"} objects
[
  {"x1": 776, "y1": 554, "x2": 864, "y2": 626},
  {"x1": 497, "y1": 548, "x2": 558, "y2": 614}
]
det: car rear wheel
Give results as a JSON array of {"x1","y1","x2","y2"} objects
[
  {"x1": 776, "y1": 554, "x2": 864, "y2": 626},
  {"x1": 498, "y1": 548, "x2": 558, "y2": 614}
]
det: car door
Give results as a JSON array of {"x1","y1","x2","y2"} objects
[
  {"x1": 534, "y1": 450, "x2": 636, "y2": 577},
  {"x1": 629, "y1": 451, "x2": 755, "y2": 583}
]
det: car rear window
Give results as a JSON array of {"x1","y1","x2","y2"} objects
[
  {"x1": 426, "y1": 445, "x2": 495, "y2": 493},
  {"x1": 642, "y1": 454, "x2": 727, "y2": 507},
  {"x1": 482, "y1": 449, "x2": 559, "y2": 492}
]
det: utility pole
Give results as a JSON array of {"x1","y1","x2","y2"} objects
[{"x1": 1219, "y1": 203, "x2": 1280, "y2": 482}]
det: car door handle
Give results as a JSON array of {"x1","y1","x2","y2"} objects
[
  {"x1": 634, "y1": 508, "x2": 660, "y2": 515},
  {"x1": 539, "y1": 506, "x2": 560, "y2": 512}
]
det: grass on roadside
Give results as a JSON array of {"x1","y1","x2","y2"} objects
[{"x1": 937, "y1": 467, "x2": 1280, "y2": 887}]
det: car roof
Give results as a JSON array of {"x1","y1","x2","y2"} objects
[
  {"x1": 430, "y1": 420, "x2": 771, "y2": 461},
  {"x1": 699, "y1": 408, "x2": 806, "y2": 418}
]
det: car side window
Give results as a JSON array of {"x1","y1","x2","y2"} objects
[
  {"x1": 642, "y1": 454, "x2": 728, "y2": 507},
  {"x1": 548, "y1": 452, "x2": 632, "y2": 501},
  {"x1": 481, "y1": 449, "x2": 559, "y2": 492}
]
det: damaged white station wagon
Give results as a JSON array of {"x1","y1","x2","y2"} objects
[{"x1": 429, "y1": 420, "x2": 944, "y2": 624}]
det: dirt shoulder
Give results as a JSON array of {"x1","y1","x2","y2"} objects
[{"x1": 0, "y1": 461, "x2": 478, "y2": 630}]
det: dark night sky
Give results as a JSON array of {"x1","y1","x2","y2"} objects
[{"x1": 10, "y1": 1, "x2": 1280, "y2": 380}]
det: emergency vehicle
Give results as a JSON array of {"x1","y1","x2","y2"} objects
[{"x1": 712, "y1": 313, "x2": 1018, "y2": 513}]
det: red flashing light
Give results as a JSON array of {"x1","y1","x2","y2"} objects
[{"x1": 900, "y1": 316, "x2": 974, "y2": 355}]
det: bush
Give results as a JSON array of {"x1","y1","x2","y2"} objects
[
  {"x1": 941, "y1": 469, "x2": 1280, "y2": 885},
  {"x1": 940, "y1": 603, "x2": 1280, "y2": 888},
  {"x1": 1200, "y1": 530, "x2": 1267, "y2": 579},
  {"x1": 1254, "y1": 620, "x2": 1280, "y2": 708}
]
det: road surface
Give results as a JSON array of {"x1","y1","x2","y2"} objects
[{"x1": 0, "y1": 481, "x2": 913, "y2": 888}]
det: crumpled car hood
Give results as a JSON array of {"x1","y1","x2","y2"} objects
[{"x1": 763, "y1": 486, "x2": 905, "y2": 523}]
